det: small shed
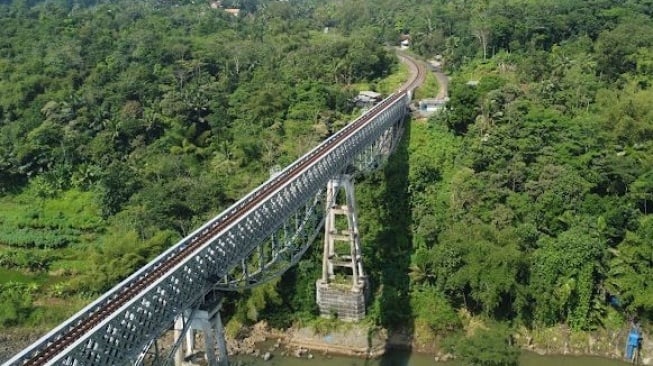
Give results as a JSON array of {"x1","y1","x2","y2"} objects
[
  {"x1": 224, "y1": 8, "x2": 240, "y2": 16},
  {"x1": 399, "y1": 34, "x2": 411, "y2": 49},
  {"x1": 354, "y1": 91, "x2": 382, "y2": 107},
  {"x1": 427, "y1": 59, "x2": 442, "y2": 72},
  {"x1": 418, "y1": 98, "x2": 448, "y2": 116}
]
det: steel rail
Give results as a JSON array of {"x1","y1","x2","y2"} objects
[{"x1": 5, "y1": 53, "x2": 425, "y2": 366}]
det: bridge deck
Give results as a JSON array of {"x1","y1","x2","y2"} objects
[{"x1": 3, "y1": 54, "x2": 425, "y2": 366}]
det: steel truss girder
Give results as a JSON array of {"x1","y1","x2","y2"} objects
[
  {"x1": 352, "y1": 115, "x2": 405, "y2": 173},
  {"x1": 213, "y1": 188, "x2": 326, "y2": 290},
  {"x1": 4, "y1": 94, "x2": 408, "y2": 366},
  {"x1": 214, "y1": 103, "x2": 406, "y2": 291}
]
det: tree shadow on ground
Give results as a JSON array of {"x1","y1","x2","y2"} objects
[{"x1": 359, "y1": 116, "x2": 414, "y2": 366}]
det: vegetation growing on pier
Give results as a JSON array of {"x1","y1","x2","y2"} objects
[
  {"x1": 0, "y1": 0, "x2": 394, "y2": 327},
  {"x1": 1, "y1": 0, "x2": 653, "y2": 362}
]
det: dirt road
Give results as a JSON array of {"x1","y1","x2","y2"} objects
[{"x1": 434, "y1": 70, "x2": 449, "y2": 100}]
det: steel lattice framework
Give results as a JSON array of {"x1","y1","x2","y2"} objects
[{"x1": 4, "y1": 88, "x2": 412, "y2": 366}]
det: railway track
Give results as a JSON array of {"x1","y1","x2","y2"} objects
[
  {"x1": 398, "y1": 51, "x2": 427, "y2": 93},
  {"x1": 11, "y1": 53, "x2": 425, "y2": 366}
]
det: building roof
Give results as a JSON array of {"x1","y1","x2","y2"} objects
[
  {"x1": 359, "y1": 91, "x2": 382, "y2": 99},
  {"x1": 224, "y1": 8, "x2": 240, "y2": 16}
]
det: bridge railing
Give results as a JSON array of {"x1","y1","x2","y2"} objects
[{"x1": 4, "y1": 91, "x2": 409, "y2": 366}]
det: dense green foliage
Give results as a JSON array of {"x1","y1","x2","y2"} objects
[
  {"x1": 306, "y1": 0, "x2": 653, "y2": 354},
  {"x1": 0, "y1": 0, "x2": 397, "y2": 326},
  {"x1": 454, "y1": 325, "x2": 520, "y2": 366},
  {"x1": 0, "y1": 283, "x2": 33, "y2": 326},
  {"x1": 353, "y1": 0, "x2": 653, "y2": 336},
  {"x1": 3, "y1": 0, "x2": 653, "y2": 361}
]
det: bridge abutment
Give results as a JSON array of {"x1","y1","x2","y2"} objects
[{"x1": 316, "y1": 175, "x2": 367, "y2": 321}]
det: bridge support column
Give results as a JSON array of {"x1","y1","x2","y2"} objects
[
  {"x1": 316, "y1": 175, "x2": 367, "y2": 321},
  {"x1": 214, "y1": 308, "x2": 228, "y2": 366},
  {"x1": 172, "y1": 301, "x2": 228, "y2": 366},
  {"x1": 173, "y1": 316, "x2": 185, "y2": 366}
]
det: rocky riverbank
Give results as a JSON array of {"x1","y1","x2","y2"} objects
[
  {"x1": 515, "y1": 325, "x2": 652, "y2": 365},
  {"x1": 2, "y1": 320, "x2": 650, "y2": 365},
  {"x1": 226, "y1": 321, "x2": 651, "y2": 365}
]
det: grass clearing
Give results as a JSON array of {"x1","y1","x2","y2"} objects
[
  {"x1": 0, "y1": 189, "x2": 103, "y2": 232},
  {"x1": 0, "y1": 267, "x2": 46, "y2": 285},
  {"x1": 377, "y1": 61, "x2": 410, "y2": 94},
  {"x1": 35, "y1": 190, "x2": 103, "y2": 231},
  {"x1": 0, "y1": 187, "x2": 105, "y2": 303},
  {"x1": 350, "y1": 57, "x2": 411, "y2": 96},
  {"x1": 414, "y1": 70, "x2": 440, "y2": 100},
  {"x1": 28, "y1": 296, "x2": 90, "y2": 327}
]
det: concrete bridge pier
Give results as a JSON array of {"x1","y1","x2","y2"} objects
[
  {"x1": 173, "y1": 299, "x2": 228, "y2": 366},
  {"x1": 316, "y1": 175, "x2": 367, "y2": 321}
]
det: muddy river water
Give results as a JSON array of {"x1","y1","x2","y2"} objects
[{"x1": 231, "y1": 349, "x2": 631, "y2": 366}]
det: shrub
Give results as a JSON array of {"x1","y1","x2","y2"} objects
[
  {"x1": 455, "y1": 324, "x2": 520, "y2": 366},
  {"x1": 411, "y1": 286, "x2": 460, "y2": 332},
  {"x1": 0, "y1": 283, "x2": 34, "y2": 326}
]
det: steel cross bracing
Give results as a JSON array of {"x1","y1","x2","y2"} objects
[
  {"x1": 352, "y1": 116, "x2": 404, "y2": 173},
  {"x1": 213, "y1": 189, "x2": 325, "y2": 290},
  {"x1": 215, "y1": 116, "x2": 404, "y2": 290},
  {"x1": 3, "y1": 92, "x2": 409, "y2": 366}
]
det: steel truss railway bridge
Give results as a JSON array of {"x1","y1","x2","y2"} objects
[{"x1": 4, "y1": 54, "x2": 425, "y2": 366}]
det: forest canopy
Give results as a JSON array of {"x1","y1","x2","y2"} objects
[
  {"x1": 1, "y1": 0, "x2": 653, "y2": 354},
  {"x1": 0, "y1": 0, "x2": 396, "y2": 326}
]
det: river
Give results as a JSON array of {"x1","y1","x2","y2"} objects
[{"x1": 231, "y1": 349, "x2": 632, "y2": 366}]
